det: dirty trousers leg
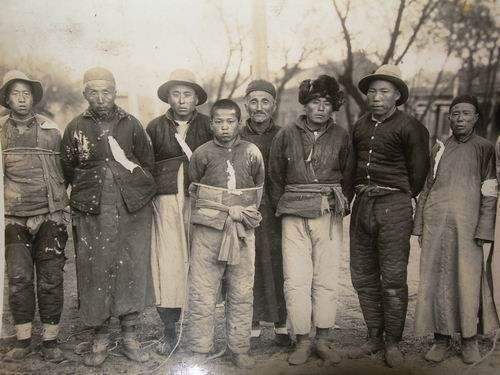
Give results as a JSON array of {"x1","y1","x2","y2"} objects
[
  {"x1": 309, "y1": 215, "x2": 342, "y2": 329},
  {"x1": 375, "y1": 193, "x2": 412, "y2": 341},
  {"x1": 5, "y1": 224, "x2": 36, "y2": 325},
  {"x1": 282, "y1": 216, "x2": 314, "y2": 335},
  {"x1": 34, "y1": 221, "x2": 67, "y2": 324},
  {"x1": 225, "y1": 230, "x2": 255, "y2": 354},
  {"x1": 187, "y1": 225, "x2": 227, "y2": 353},
  {"x1": 350, "y1": 197, "x2": 384, "y2": 331}
]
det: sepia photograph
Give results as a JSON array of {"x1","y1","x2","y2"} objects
[{"x1": 0, "y1": 0, "x2": 499, "y2": 374}]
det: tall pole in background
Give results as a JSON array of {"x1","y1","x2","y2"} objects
[{"x1": 252, "y1": 0, "x2": 269, "y2": 80}]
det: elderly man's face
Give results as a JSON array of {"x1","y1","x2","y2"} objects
[
  {"x1": 304, "y1": 97, "x2": 333, "y2": 126},
  {"x1": 367, "y1": 80, "x2": 400, "y2": 117},
  {"x1": 83, "y1": 80, "x2": 116, "y2": 116},
  {"x1": 168, "y1": 84, "x2": 198, "y2": 121},
  {"x1": 245, "y1": 91, "x2": 276, "y2": 125},
  {"x1": 448, "y1": 102, "x2": 478, "y2": 137},
  {"x1": 7, "y1": 81, "x2": 34, "y2": 117}
]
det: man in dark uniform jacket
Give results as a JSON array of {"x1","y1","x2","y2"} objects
[{"x1": 348, "y1": 65, "x2": 430, "y2": 367}]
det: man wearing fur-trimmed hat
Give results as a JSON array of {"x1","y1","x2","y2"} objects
[
  {"x1": 146, "y1": 69, "x2": 211, "y2": 355},
  {"x1": 269, "y1": 75, "x2": 354, "y2": 365},
  {"x1": 348, "y1": 65, "x2": 430, "y2": 367},
  {"x1": 0, "y1": 70, "x2": 69, "y2": 362},
  {"x1": 61, "y1": 67, "x2": 156, "y2": 366}
]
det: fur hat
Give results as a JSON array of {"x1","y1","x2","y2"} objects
[{"x1": 298, "y1": 75, "x2": 344, "y2": 111}]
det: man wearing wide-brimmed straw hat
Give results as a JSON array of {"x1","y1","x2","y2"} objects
[
  {"x1": 61, "y1": 67, "x2": 156, "y2": 366},
  {"x1": 0, "y1": 70, "x2": 69, "y2": 362},
  {"x1": 348, "y1": 65, "x2": 430, "y2": 367},
  {"x1": 146, "y1": 69, "x2": 211, "y2": 355}
]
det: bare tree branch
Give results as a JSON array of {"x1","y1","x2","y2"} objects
[
  {"x1": 394, "y1": 0, "x2": 440, "y2": 64},
  {"x1": 382, "y1": 0, "x2": 406, "y2": 64}
]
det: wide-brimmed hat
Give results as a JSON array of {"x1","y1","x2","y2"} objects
[
  {"x1": 358, "y1": 64, "x2": 408, "y2": 106},
  {"x1": 0, "y1": 70, "x2": 43, "y2": 108},
  {"x1": 157, "y1": 69, "x2": 207, "y2": 105}
]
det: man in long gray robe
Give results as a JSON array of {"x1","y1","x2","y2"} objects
[{"x1": 413, "y1": 95, "x2": 499, "y2": 364}]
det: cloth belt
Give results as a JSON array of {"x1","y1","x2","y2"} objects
[
  {"x1": 3, "y1": 146, "x2": 59, "y2": 155},
  {"x1": 355, "y1": 184, "x2": 401, "y2": 197},
  {"x1": 284, "y1": 183, "x2": 347, "y2": 239},
  {"x1": 193, "y1": 183, "x2": 262, "y2": 265}
]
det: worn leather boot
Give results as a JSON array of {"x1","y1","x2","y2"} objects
[
  {"x1": 288, "y1": 335, "x2": 312, "y2": 365},
  {"x1": 83, "y1": 333, "x2": 110, "y2": 367},
  {"x1": 232, "y1": 352, "x2": 256, "y2": 369},
  {"x1": 41, "y1": 340, "x2": 65, "y2": 363},
  {"x1": 316, "y1": 338, "x2": 342, "y2": 364},
  {"x1": 156, "y1": 327, "x2": 177, "y2": 356},
  {"x1": 4, "y1": 339, "x2": 32, "y2": 361},
  {"x1": 461, "y1": 336, "x2": 481, "y2": 364},
  {"x1": 384, "y1": 336, "x2": 404, "y2": 368},
  {"x1": 274, "y1": 325, "x2": 291, "y2": 347},
  {"x1": 424, "y1": 334, "x2": 451, "y2": 363},
  {"x1": 348, "y1": 328, "x2": 384, "y2": 359},
  {"x1": 122, "y1": 331, "x2": 149, "y2": 363}
]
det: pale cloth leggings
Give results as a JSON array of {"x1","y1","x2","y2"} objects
[{"x1": 282, "y1": 214, "x2": 342, "y2": 335}]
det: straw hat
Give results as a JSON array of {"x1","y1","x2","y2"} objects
[
  {"x1": 358, "y1": 64, "x2": 409, "y2": 106},
  {"x1": 157, "y1": 69, "x2": 207, "y2": 105},
  {"x1": 0, "y1": 70, "x2": 43, "y2": 108}
]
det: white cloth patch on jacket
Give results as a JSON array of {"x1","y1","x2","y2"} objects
[
  {"x1": 433, "y1": 139, "x2": 445, "y2": 179},
  {"x1": 481, "y1": 179, "x2": 498, "y2": 197},
  {"x1": 226, "y1": 160, "x2": 240, "y2": 195},
  {"x1": 108, "y1": 136, "x2": 139, "y2": 172},
  {"x1": 174, "y1": 133, "x2": 193, "y2": 160}
]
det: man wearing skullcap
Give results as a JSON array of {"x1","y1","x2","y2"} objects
[
  {"x1": 0, "y1": 70, "x2": 69, "y2": 362},
  {"x1": 61, "y1": 67, "x2": 156, "y2": 366},
  {"x1": 146, "y1": 69, "x2": 212, "y2": 355},
  {"x1": 269, "y1": 75, "x2": 354, "y2": 365},
  {"x1": 349, "y1": 65, "x2": 430, "y2": 367},
  {"x1": 414, "y1": 95, "x2": 499, "y2": 364},
  {"x1": 239, "y1": 80, "x2": 289, "y2": 346}
]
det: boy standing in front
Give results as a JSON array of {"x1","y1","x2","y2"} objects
[{"x1": 186, "y1": 99, "x2": 264, "y2": 369}]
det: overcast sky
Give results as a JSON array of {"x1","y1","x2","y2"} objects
[{"x1": 0, "y1": 0, "x2": 460, "y2": 97}]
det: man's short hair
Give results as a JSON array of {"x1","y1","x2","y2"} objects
[{"x1": 210, "y1": 99, "x2": 241, "y2": 121}]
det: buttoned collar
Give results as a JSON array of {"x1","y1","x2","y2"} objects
[
  {"x1": 165, "y1": 108, "x2": 198, "y2": 125},
  {"x1": 213, "y1": 135, "x2": 243, "y2": 149},
  {"x1": 294, "y1": 114, "x2": 334, "y2": 133},
  {"x1": 82, "y1": 105, "x2": 127, "y2": 122},
  {"x1": 245, "y1": 118, "x2": 275, "y2": 135},
  {"x1": 371, "y1": 107, "x2": 398, "y2": 123}
]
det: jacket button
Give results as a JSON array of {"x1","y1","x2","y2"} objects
[
  {"x1": 366, "y1": 163, "x2": 370, "y2": 166},
  {"x1": 369, "y1": 150, "x2": 373, "y2": 154},
  {"x1": 371, "y1": 136, "x2": 375, "y2": 140}
]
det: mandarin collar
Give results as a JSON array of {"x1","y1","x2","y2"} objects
[
  {"x1": 245, "y1": 118, "x2": 275, "y2": 135},
  {"x1": 213, "y1": 135, "x2": 242, "y2": 149},
  {"x1": 165, "y1": 108, "x2": 198, "y2": 125},
  {"x1": 294, "y1": 114, "x2": 334, "y2": 132},
  {"x1": 370, "y1": 107, "x2": 398, "y2": 123}
]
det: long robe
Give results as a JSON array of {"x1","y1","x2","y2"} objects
[
  {"x1": 414, "y1": 133, "x2": 499, "y2": 337},
  {"x1": 240, "y1": 121, "x2": 286, "y2": 323},
  {"x1": 492, "y1": 137, "x2": 500, "y2": 319}
]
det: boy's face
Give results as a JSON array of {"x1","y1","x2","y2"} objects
[
  {"x1": 211, "y1": 108, "x2": 240, "y2": 145},
  {"x1": 7, "y1": 81, "x2": 34, "y2": 116}
]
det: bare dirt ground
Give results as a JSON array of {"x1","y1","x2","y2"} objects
[{"x1": 0, "y1": 223, "x2": 498, "y2": 375}]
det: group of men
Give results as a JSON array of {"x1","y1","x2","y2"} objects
[{"x1": 1, "y1": 62, "x2": 499, "y2": 370}]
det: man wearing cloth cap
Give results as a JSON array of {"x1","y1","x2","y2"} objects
[
  {"x1": 349, "y1": 65, "x2": 429, "y2": 367},
  {"x1": 269, "y1": 75, "x2": 353, "y2": 365},
  {"x1": 413, "y1": 95, "x2": 498, "y2": 364},
  {"x1": 146, "y1": 69, "x2": 211, "y2": 355},
  {"x1": 240, "y1": 80, "x2": 289, "y2": 346},
  {"x1": 61, "y1": 67, "x2": 156, "y2": 366},
  {"x1": 0, "y1": 71, "x2": 68, "y2": 362}
]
